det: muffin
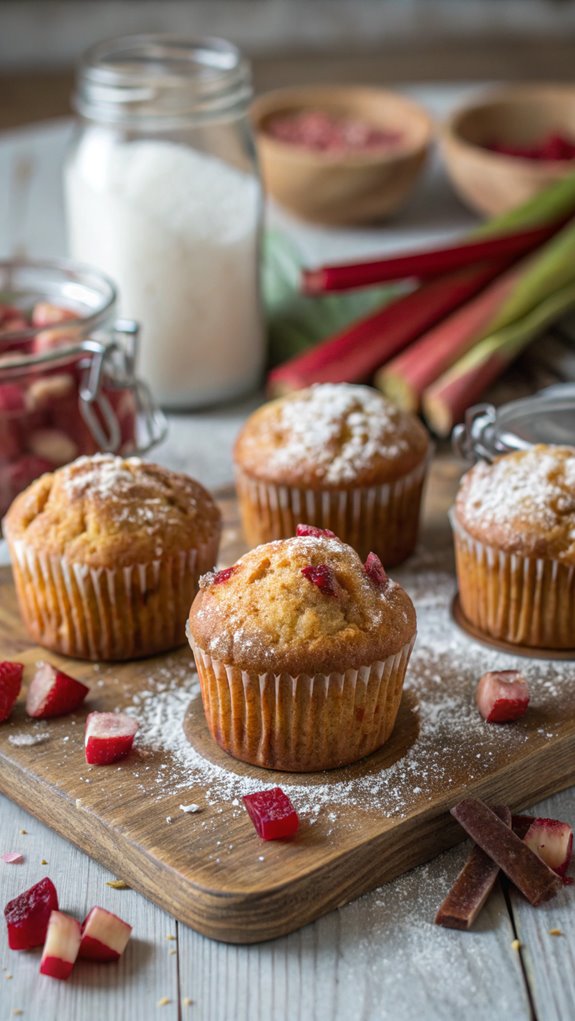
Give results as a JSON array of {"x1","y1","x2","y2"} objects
[
  {"x1": 233, "y1": 383, "x2": 430, "y2": 565},
  {"x1": 453, "y1": 444, "x2": 575, "y2": 649},
  {"x1": 187, "y1": 528, "x2": 416, "y2": 771},
  {"x1": 3, "y1": 453, "x2": 221, "y2": 661}
]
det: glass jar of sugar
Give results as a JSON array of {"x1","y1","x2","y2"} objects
[{"x1": 65, "y1": 35, "x2": 264, "y2": 409}]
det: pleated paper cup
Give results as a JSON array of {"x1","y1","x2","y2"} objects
[
  {"x1": 235, "y1": 457, "x2": 428, "y2": 566},
  {"x1": 6, "y1": 534, "x2": 219, "y2": 661},
  {"x1": 188, "y1": 635, "x2": 415, "y2": 772},
  {"x1": 451, "y1": 509, "x2": 575, "y2": 650}
]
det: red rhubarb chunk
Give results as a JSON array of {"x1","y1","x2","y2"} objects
[
  {"x1": 40, "y1": 910, "x2": 81, "y2": 980},
  {"x1": 84, "y1": 711, "x2": 139, "y2": 765},
  {"x1": 0, "y1": 661, "x2": 24, "y2": 722},
  {"x1": 242, "y1": 787, "x2": 299, "y2": 841},
  {"x1": 79, "y1": 906, "x2": 132, "y2": 961},
  {"x1": 5, "y1": 877, "x2": 58, "y2": 950},
  {"x1": 475, "y1": 669, "x2": 529, "y2": 723},
  {"x1": 0, "y1": 383, "x2": 26, "y2": 414},
  {"x1": 212, "y1": 566, "x2": 237, "y2": 585},
  {"x1": 296, "y1": 523, "x2": 337, "y2": 539},
  {"x1": 523, "y1": 817, "x2": 573, "y2": 877},
  {"x1": 26, "y1": 662, "x2": 89, "y2": 719},
  {"x1": 301, "y1": 563, "x2": 337, "y2": 596},
  {"x1": 364, "y1": 552, "x2": 388, "y2": 588}
]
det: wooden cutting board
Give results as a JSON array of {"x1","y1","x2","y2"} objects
[{"x1": 1, "y1": 466, "x2": 574, "y2": 944}]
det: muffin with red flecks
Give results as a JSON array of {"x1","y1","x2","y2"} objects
[
  {"x1": 187, "y1": 526, "x2": 416, "y2": 771},
  {"x1": 233, "y1": 383, "x2": 430, "y2": 565}
]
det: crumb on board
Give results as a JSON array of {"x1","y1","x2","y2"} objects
[
  {"x1": 157, "y1": 998, "x2": 171, "y2": 1007},
  {"x1": 511, "y1": 939, "x2": 522, "y2": 951},
  {"x1": 548, "y1": 928, "x2": 563, "y2": 936},
  {"x1": 106, "y1": 879, "x2": 130, "y2": 889}
]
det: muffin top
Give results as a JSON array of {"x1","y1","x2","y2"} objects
[
  {"x1": 188, "y1": 529, "x2": 416, "y2": 674},
  {"x1": 233, "y1": 383, "x2": 429, "y2": 489},
  {"x1": 3, "y1": 454, "x2": 221, "y2": 569},
  {"x1": 455, "y1": 444, "x2": 575, "y2": 564}
]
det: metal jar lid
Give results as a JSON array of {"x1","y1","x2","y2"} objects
[{"x1": 452, "y1": 383, "x2": 575, "y2": 463}]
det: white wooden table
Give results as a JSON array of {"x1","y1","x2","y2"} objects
[{"x1": 0, "y1": 87, "x2": 573, "y2": 1021}]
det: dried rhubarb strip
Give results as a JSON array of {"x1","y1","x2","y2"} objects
[
  {"x1": 435, "y1": 804, "x2": 511, "y2": 929},
  {"x1": 451, "y1": 799, "x2": 563, "y2": 906}
]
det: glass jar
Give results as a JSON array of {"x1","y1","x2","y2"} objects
[
  {"x1": 65, "y1": 34, "x2": 265, "y2": 409},
  {"x1": 452, "y1": 384, "x2": 575, "y2": 462},
  {"x1": 0, "y1": 259, "x2": 166, "y2": 519}
]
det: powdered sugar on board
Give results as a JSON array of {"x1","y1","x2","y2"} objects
[{"x1": 121, "y1": 541, "x2": 575, "y2": 827}]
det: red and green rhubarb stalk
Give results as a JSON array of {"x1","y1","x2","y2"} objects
[
  {"x1": 378, "y1": 217, "x2": 575, "y2": 412},
  {"x1": 269, "y1": 172, "x2": 575, "y2": 395},
  {"x1": 422, "y1": 282, "x2": 575, "y2": 436}
]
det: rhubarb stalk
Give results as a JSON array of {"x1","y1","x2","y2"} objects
[
  {"x1": 267, "y1": 261, "x2": 507, "y2": 396},
  {"x1": 423, "y1": 281, "x2": 575, "y2": 436}
]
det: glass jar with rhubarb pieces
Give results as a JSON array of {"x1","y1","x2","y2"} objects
[
  {"x1": 0, "y1": 259, "x2": 166, "y2": 519},
  {"x1": 66, "y1": 34, "x2": 264, "y2": 409}
]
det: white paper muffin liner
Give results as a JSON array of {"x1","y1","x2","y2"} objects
[
  {"x1": 235, "y1": 457, "x2": 428, "y2": 566},
  {"x1": 450, "y1": 509, "x2": 575, "y2": 649},
  {"x1": 188, "y1": 635, "x2": 415, "y2": 772},
  {"x1": 7, "y1": 535, "x2": 219, "y2": 661}
]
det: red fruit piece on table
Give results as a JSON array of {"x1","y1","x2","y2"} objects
[
  {"x1": 475, "y1": 669, "x2": 529, "y2": 723},
  {"x1": 40, "y1": 910, "x2": 81, "y2": 981},
  {"x1": 26, "y1": 662, "x2": 89, "y2": 719},
  {"x1": 301, "y1": 563, "x2": 338, "y2": 596},
  {"x1": 79, "y1": 906, "x2": 132, "y2": 962},
  {"x1": 4, "y1": 877, "x2": 59, "y2": 950},
  {"x1": 84, "y1": 712, "x2": 139, "y2": 765},
  {"x1": 364, "y1": 552, "x2": 389, "y2": 588},
  {"x1": 296, "y1": 523, "x2": 337, "y2": 538},
  {"x1": 523, "y1": 818, "x2": 573, "y2": 878},
  {"x1": 0, "y1": 661, "x2": 24, "y2": 722},
  {"x1": 242, "y1": 787, "x2": 299, "y2": 840}
]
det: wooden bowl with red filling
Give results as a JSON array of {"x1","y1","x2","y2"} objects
[
  {"x1": 442, "y1": 85, "x2": 575, "y2": 218},
  {"x1": 251, "y1": 85, "x2": 433, "y2": 225}
]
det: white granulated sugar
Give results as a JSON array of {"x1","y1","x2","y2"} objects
[
  {"x1": 125, "y1": 540, "x2": 574, "y2": 824},
  {"x1": 8, "y1": 730, "x2": 51, "y2": 747},
  {"x1": 262, "y1": 384, "x2": 410, "y2": 485}
]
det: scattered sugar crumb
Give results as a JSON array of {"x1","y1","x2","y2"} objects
[
  {"x1": 182, "y1": 999, "x2": 194, "y2": 1008},
  {"x1": 165, "y1": 934, "x2": 176, "y2": 941},
  {"x1": 179, "y1": 803, "x2": 202, "y2": 814},
  {"x1": 19, "y1": 830, "x2": 27, "y2": 836},
  {"x1": 9, "y1": 731, "x2": 50, "y2": 747},
  {"x1": 511, "y1": 939, "x2": 522, "y2": 951},
  {"x1": 157, "y1": 998, "x2": 171, "y2": 1007}
]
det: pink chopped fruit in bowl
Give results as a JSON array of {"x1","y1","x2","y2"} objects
[
  {"x1": 40, "y1": 910, "x2": 81, "y2": 981},
  {"x1": 0, "y1": 660, "x2": 24, "y2": 722},
  {"x1": 243, "y1": 787, "x2": 299, "y2": 840},
  {"x1": 475, "y1": 669, "x2": 529, "y2": 723},
  {"x1": 79, "y1": 906, "x2": 132, "y2": 962},
  {"x1": 523, "y1": 818, "x2": 573, "y2": 877},
  {"x1": 26, "y1": 662, "x2": 89, "y2": 719},
  {"x1": 4, "y1": 876, "x2": 58, "y2": 950},
  {"x1": 84, "y1": 711, "x2": 139, "y2": 765}
]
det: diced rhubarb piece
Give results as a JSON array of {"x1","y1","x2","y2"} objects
[
  {"x1": 4, "y1": 877, "x2": 58, "y2": 950},
  {"x1": 28, "y1": 428, "x2": 79, "y2": 467},
  {"x1": 25, "y1": 373, "x2": 75, "y2": 412},
  {"x1": 0, "y1": 382, "x2": 26, "y2": 414},
  {"x1": 364, "y1": 552, "x2": 389, "y2": 588},
  {"x1": 84, "y1": 712, "x2": 139, "y2": 765},
  {"x1": 26, "y1": 662, "x2": 89, "y2": 719},
  {"x1": 296, "y1": 523, "x2": 337, "y2": 538},
  {"x1": 435, "y1": 805, "x2": 511, "y2": 929},
  {"x1": 475, "y1": 670, "x2": 529, "y2": 723},
  {"x1": 31, "y1": 302, "x2": 77, "y2": 328},
  {"x1": 301, "y1": 563, "x2": 338, "y2": 596},
  {"x1": 523, "y1": 818, "x2": 573, "y2": 877},
  {"x1": 79, "y1": 906, "x2": 132, "y2": 962},
  {"x1": 242, "y1": 787, "x2": 299, "y2": 840},
  {"x1": 451, "y1": 799, "x2": 563, "y2": 905},
  {"x1": 0, "y1": 661, "x2": 24, "y2": 722},
  {"x1": 212, "y1": 566, "x2": 238, "y2": 585},
  {"x1": 40, "y1": 910, "x2": 81, "y2": 980}
]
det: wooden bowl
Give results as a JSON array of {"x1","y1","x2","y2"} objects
[
  {"x1": 442, "y1": 85, "x2": 575, "y2": 218},
  {"x1": 251, "y1": 86, "x2": 432, "y2": 226}
]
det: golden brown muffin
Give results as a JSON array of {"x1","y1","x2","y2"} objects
[
  {"x1": 4, "y1": 454, "x2": 221, "y2": 660},
  {"x1": 233, "y1": 383, "x2": 430, "y2": 565},
  {"x1": 187, "y1": 529, "x2": 416, "y2": 771},
  {"x1": 453, "y1": 444, "x2": 575, "y2": 649}
]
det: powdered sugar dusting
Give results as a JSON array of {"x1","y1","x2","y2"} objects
[
  {"x1": 124, "y1": 539, "x2": 575, "y2": 824},
  {"x1": 251, "y1": 384, "x2": 417, "y2": 485}
]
